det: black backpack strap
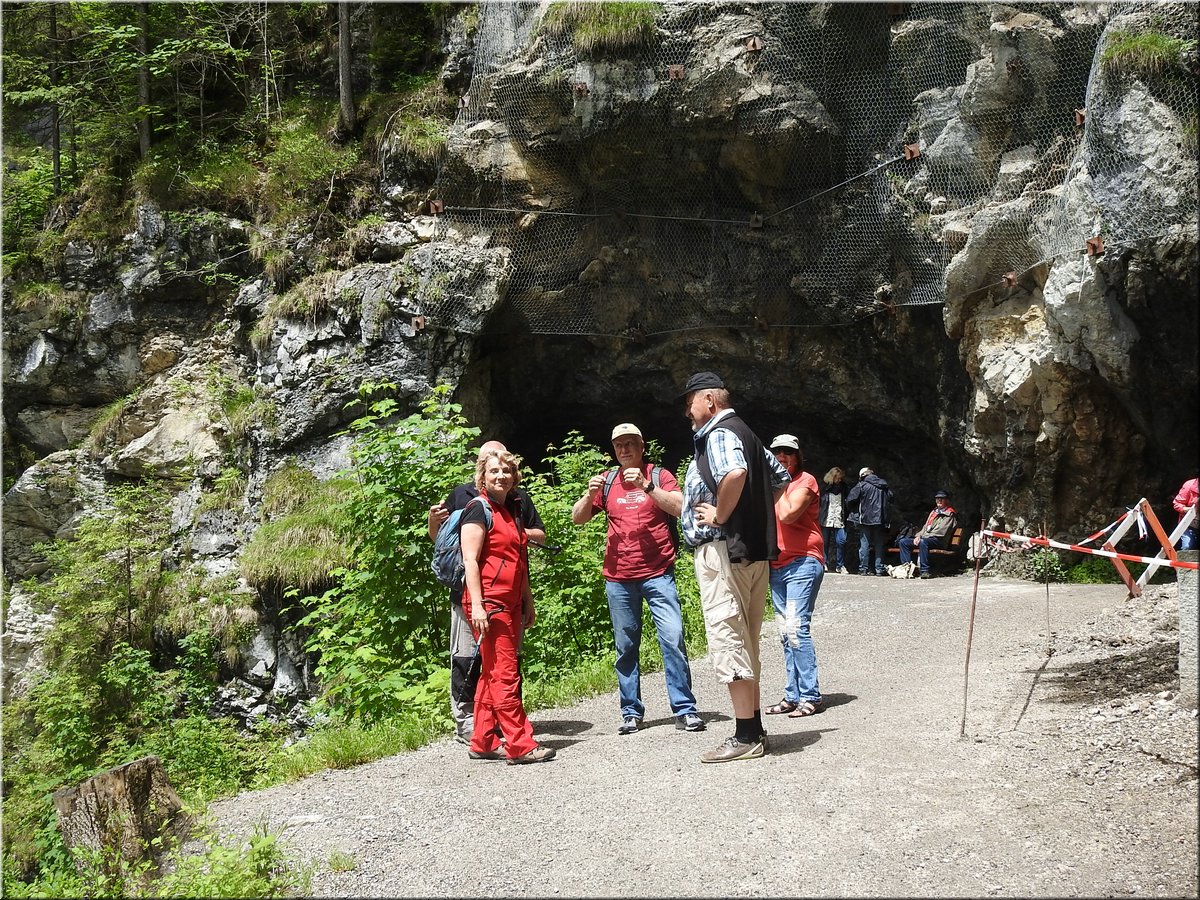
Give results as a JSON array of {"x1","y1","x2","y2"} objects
[{"x1": 600, "y1": 467, "x2": 620, "y2": 507}]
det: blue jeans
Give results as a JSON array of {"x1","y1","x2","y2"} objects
[
  {"x1": 898, "y1": 535, "x2": 945, "y2": 572},
  {"x1": 821, "y1": 526, "x2": 846, "y2": 570},
  {"x1": 605, "y1": 568, "x2": 698, "y2": 720},
  {"x1": 859, "y1": 524, "x2": 889, "y2": 574},
  {"x1": 1180, "y1": 527, "x2": 1199, "y2": 551},
  {"x1": 768, "y1": 555, "x2": 823, "y2": 705}
]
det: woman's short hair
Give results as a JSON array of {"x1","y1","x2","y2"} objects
[
  {"x1": 474, "y1": 449, "x2": 522, "y2": 494},
  {"x1": 823, "y1": 466, "x2": 844, "y2": 485}
]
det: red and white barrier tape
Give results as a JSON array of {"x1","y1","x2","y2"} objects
[{"x1": 981, "y1": 529, "x2": 1198, "y2": 570}]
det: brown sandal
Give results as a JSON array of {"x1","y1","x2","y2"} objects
[
  {"x1": 787, "y1": 700, "x2": 824, "y2": 718},
  {"x1": 765, "y1": 699, "x2": 799, "y2": 715}
]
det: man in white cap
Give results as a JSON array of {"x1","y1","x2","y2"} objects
[
  {"x1": 764, "y1": 434, "x2": 825, "y2": 718},
  {"x1": 573, "y1": 423, "x2": 705, "y2": 735},
  {"x1": 846, "y1": 466, "x2": 893, "y2": 576}
]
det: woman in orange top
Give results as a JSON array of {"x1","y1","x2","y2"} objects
[
  {"x1": 460, "y1": 449, "x2": 556, "y2": 764},
  {"x1": 764, "y1": 435, "x2": 826, "y2": 719}
]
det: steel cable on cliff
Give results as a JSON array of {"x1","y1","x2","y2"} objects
[{"x1": 409, "y1": 0, "x2": 1198, "y2": 338}]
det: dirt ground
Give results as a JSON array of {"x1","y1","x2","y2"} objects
[{"x1": 211, "y1": 572, "x2": 1199, "y2": 898}]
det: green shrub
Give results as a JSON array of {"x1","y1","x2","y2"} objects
[
  {"x1": 261, "y1": 108, "x2": 360, "y2": 221},
  {"x1": 1066, "y1": 554, "x2": 1123, "y2": 583},
  {"x1": 295, "y1": 382, "x2": 479, "y2": 721},
  {"x1": 541, "y1": 1, "x2": 661, "y2": 54},
  {"x1": 1024, "y1": 547, "x2": 1069, "y2": 583},
  {"x1": 1101, "y1": 29, "x2": 1197, "y2": 80},
  {"x1": 2, "y1": 484, "x2": 282, "y2": 887},
  {"x1": 239, "y1": 471, "x2": 354, "y2": 594},
  {"x1": 1, "y1": 148, "x2": 55, "y2": 276}
]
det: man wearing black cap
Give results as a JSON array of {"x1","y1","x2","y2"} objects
[
  {"x1": 678, "y1": 371, "x2": 790, "y2": 762},
  {"x1": 897, "y1": 490, "x2": 957, "y2": 579}
]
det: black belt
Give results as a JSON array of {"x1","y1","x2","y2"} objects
[{"x1": 692, "y1": 535, "x2": 726, "y2": 548}]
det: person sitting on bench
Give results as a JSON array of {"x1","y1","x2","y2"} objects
[{"x1": 897, "y1": 490, "x2": 957, "y2": 579}]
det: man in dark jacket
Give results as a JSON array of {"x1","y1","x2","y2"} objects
[{"x1": 846, "y1": 466, "x2": 893, "y2": 576}]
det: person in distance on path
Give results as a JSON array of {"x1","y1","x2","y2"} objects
[
  {"x1": 572, "y1": 423, "x2": 705, "y2": 736},
  {"x1": 678, "y1": 372, "x2": 789, "y2": 763}
]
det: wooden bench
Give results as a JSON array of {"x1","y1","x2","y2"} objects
[{"x1": 886, "y1": 526, "x2": 967, "y2": 574}]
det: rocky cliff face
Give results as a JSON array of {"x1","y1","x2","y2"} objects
[{"x1": 4, "y1": 2, "x2": 1197, "y2": 712}]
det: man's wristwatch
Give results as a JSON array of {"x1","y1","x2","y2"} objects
[{"x1": 645, "y1": 482, "x2": 655, "y2": 494}]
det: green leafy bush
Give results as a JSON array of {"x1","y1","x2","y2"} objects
[
  {"x1": 1024, "y1": 547, "x2": 1069, "y2": 583},
  {"x1": 2, "y1": 484, "x2": 279, "y2": 887},
  {"x1": 295, "y1": 382, "x2": 479, "y2": 722}
]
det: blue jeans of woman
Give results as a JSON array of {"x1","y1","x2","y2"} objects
[
  {"x1": 768, "y1": 555, "x2": 824, "y2": 705},
  {"x1": 605, "y1": 568, "x2": 699, "y2": 720},
  {"x1": 821, "y1": 525, "x2": 846, "y2": 570}
]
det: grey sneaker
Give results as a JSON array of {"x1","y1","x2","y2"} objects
[
  {"x1": 506, "y1": 744, "x2": 556, "y2": 765},
  {"x1": 837, "y1": 566, "x2": 849, "y2": 575},
  {"x1": 700, "y1": 735, "x2": 765, "y2": 763},
  {"x1": 618, "y1": 716, "x2": 641, "y2": 735},
  {"x1": 676, "y1": 713, "x2": 706, "y2": 732},
  {"x1": 467, "y1": 748, "x2": 503, "y2": 760}
]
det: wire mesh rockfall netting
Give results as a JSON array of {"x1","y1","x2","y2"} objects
[{"x1": 415, "y1": 1, "x2": 1198, "y2": 336}]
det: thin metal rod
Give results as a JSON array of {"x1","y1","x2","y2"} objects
[{"x1": 960, "y1": 518, "x2": 986, "y2": 738}]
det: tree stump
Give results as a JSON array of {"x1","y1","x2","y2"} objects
[{"x1": 52, "y1": 755, "x2": 191, "y2": 876}]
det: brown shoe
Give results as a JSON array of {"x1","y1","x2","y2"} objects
[
  {"x1": 700, "y1": 736, "x2": 765, "y2": 763},
  {"x1": 467, "y1": 748, "x2": 504, "y2": 760},
  {"x1": 506, "y1": 744, "x2": 556, "y2": 765}
]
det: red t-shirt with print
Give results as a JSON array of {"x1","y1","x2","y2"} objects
[{"x1": 594, "y1": 464, "x2": 678, "y2": 580}]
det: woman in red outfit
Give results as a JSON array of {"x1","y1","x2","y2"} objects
[{"x1": 460, "y1": 449, "x2": 556, "y2": 765}]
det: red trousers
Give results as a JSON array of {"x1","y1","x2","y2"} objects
[{"x1": 470, "y1": 604, "x2": 536, "y2": 759}]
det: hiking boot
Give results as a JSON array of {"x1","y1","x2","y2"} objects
[
  {"x1": 618, "y1": 716, "x2": 641, "y2": 735},
  {"x1": 675, "y1": 713, "x2": 706, "y2": 732},
  {"x1": 700, "y1": 735, "x2": 765, "y2": 763},
  {"x1": 467, "y1": 748, "x2": 504, "y2": 760},
  {"x1": 506, "y1": 744, "x2": 556, "y2": 765},
  {"x1": 919, "y1": 571, "x2": 933, "y2": 579}
]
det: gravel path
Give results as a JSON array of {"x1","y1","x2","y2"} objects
[{"x1": 211, "y1": 573, "x2": 1198, "y2": 897}]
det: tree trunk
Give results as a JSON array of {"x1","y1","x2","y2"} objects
[
  {"x1": 136, "y1": 2, "x2": 151, "y2": 159},
  {"x1": 49, "y1": 3, "x2": 61, "y2": 194},
  {"x1": 53, "y1": 756, "x2": 191, "y2": 878},
  {"x1": 336, "y1": 1, "x2": 357, "y2": 138}
]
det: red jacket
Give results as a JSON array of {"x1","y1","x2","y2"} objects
[{"x1": 1173, "y1": 478, "x2": 1199, "y2": 523}]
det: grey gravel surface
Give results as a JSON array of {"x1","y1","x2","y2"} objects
[{"x1": 210, "y1": 573, "x2": 1198, "y2": 897}]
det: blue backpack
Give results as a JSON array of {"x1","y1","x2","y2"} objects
[{"x1": 431, "y1": 495, "x2": 494, "y2": 589}]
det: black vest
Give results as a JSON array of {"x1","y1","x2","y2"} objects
[{"x1": 695, "y1": 412, "x2": 780, "y2": 564}]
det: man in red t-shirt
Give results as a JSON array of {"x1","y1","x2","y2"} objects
[
  {"x1": 764, "y1": 434, "x2": 826, "y2": 719},
  {"x1": 571, "y1": 423, "x2": 705, "y2": 735}
]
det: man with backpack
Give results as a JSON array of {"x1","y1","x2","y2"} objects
[
  {"x1": 428, "y1": 441, "x2": 546, "y2": 745},
  {"x1": 846, "y1": 466, "x2": 893, "y2": 576},
  {"x1": 571, "y1": 423, "x2": 705, "y2": 736}
]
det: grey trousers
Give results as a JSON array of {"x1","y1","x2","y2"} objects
[{"x1": 449, "y1": 600, "x2": 478, "y2": 739}]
